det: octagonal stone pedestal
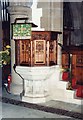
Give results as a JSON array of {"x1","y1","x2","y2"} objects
[{"x1": 16, "y1": 65, "x2": 61, "y2": 103}]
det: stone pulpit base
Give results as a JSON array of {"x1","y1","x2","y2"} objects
[{"x1": 16, "y1": 65, "x2": 61, "y2": 103}]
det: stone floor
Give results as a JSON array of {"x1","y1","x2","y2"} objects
[
  {"x1": 0, "y1": 87, "x2": 83, "y2": 119},
  {"x1": 1, "y1": 102, "x2": 72, "y2": 118},
  {"x1": 39, "y1": 100, "x2": 82, "y2": 114}
]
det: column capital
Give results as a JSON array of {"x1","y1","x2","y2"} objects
[
  {"x1": 9, "y1": 0, "x2": 33, "y2": 7},
  {"x1": 7, "y1": 5, "x2": 32, "y2": 23},
  {"x1": 8, "y1": 6, "x2": 31, "y2": 15}
]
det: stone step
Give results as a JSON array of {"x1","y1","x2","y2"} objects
[
  {"x1": 51, "y1": 87, "x2": 82, "y2": 105},
  {"x1": 55, "y1": 80, "x2": 68, "y2": 90}
]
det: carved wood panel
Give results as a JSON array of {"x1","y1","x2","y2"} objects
[
  {"x1": 62, "y1": 54, "x2": 69, "y2": 68},
  {"x1": 62, "y1": 51, "x2": 83, "y2": 81},
  {"x1": 76, "y1": 55, "x2": 83, "y2": 67},
  {"x1": 32, "y1": 33, "x2": 49, "y2": 41},
  {"x1": 15, "y1": 31, "x2": 59, "y2": 66},
  {"x1": 49, "y1": 41, "x2": 57, "y2": 65},
  {"x1": 34, "y1": 40, "x2": 46, "y2": 65},
  {"x1": 15, "y1": 40, "x2": 30, "y2": 66}
]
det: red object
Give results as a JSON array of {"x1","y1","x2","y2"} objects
[
  {"x1": 62, "y1": 72, "x2": 69, "y2": 81},
  {"x1": 72, "y1": 78, "x2": 78, "y2": 89},
  {"x1": 76, "y1": 85, "x2": 83, "y2": 98},
  {"x1": 8, "y1": 75, "x2": 11, "y2": 91}
]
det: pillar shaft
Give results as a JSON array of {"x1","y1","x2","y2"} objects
[
  {"x1": 37, "y1": 1, "x2": 63, "y2": 66},
  {"x1": 7, "y1": 3, "x2": 32, "y2": 94}
]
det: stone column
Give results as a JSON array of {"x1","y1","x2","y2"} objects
[
  {"x1": 7, "y1": 3, "x2": 32, "y2": 95},
  {"x1": 37, "y1": 1, "x2": 63, "y2": 66},
  {"x1": 57, "y1": 34, "x2": 62, "y2": 66},
  {"x1": 50, "y1": 1, "x2": 63, "y2": 66}
]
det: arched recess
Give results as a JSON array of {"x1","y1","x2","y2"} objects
[
  {"x1": 63, "y1": 2, "x2": 74, "y2": 46},
  {"x1": 63, "y1": 2, "x2": 82, "y2": 46},
  {"x1": 69, "y1": 2, "x2": 82, "y2": 45},
  {"x1": 63, "y1": 2, "x2": 74, "y2": 29}
]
